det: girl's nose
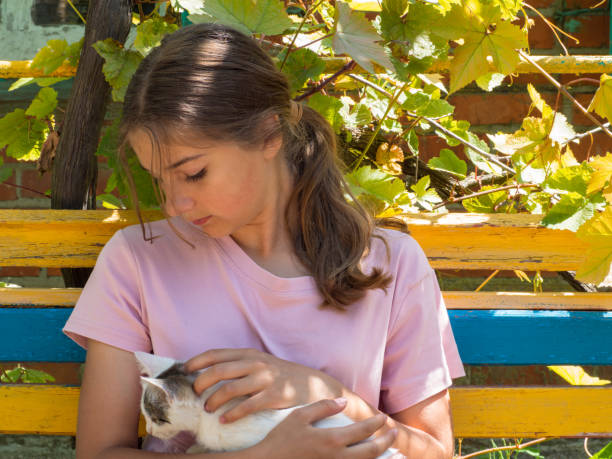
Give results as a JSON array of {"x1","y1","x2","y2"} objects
[{"x1": 165, "y1": 195, "x2": 195, "y2": 216}]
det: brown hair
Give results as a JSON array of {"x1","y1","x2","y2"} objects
[{"x1": 119, "y1": 23, "x2": 408, "y2": 309}]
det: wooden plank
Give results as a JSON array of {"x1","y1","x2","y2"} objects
[
  {"x1": 450, "y1": 387, "x2": 612, "y2": 438},
  {"x1": 449, "y1": 310, "x2": 612, "y2": 365},
  {"x1": 1, "y1": 308, "x2": 611, "y2": 364},
  {"x1": 0, "y1": 210, "x2": 592, "y2": 270},
  {"x1": 2, "y1": 289, "x2": 610, "y2": 311},
  {"x1": 1, "y1": 386, "x2": 610, "y2": 437},
  {"x1": 3, "y1": 55, "x2": 612, "y2": 78},
  {"x1": 0, "y1": 308, "x2": 85, "y2": 362}
]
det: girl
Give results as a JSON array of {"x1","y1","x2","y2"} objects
[{"x1": 63, "y1": 23, "x2": 465, "y2": 458}]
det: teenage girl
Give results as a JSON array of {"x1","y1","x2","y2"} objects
[{"x1": 64, "y1": 22, "x2": 465, "y2": 459}]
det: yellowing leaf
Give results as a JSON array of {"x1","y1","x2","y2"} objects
[
  {"x1": 575, "y1": 207, "x2": 612, "y2": 287},
  {"x1": 548, "y1": 365, "x2": 611, "y2": 386},
  {"x1": 443, "y1": 3, "x2": 527, "y2": 93},
  {"x1": 333, "y1": 2, "x2": 393, "y2": 73},
  {"x1": 588, "y1": 73, "x2": 612, "y2": 122},
  {"x1": 587, "y1": 152, "x2": 612, "y2": 195}
]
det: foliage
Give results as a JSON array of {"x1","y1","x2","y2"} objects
[
  {"x1": 1, "y1": 0, "x2": 611, "y2": 291},
  {"x1": 0, "y1": 364, "x2": 55, "y2": 384}
]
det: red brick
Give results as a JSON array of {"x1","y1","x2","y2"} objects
[
  {"x1": 449, "y1": 92, "x2": 556, "y2": 126},
  {"x1": 565, "y1": 0, "x2": 608, "y2": 8},
  {"x1": 570, "y1": 130, "x2": 612, "y2": 162},
  {"x1": 420, "y1": 135, "x2": 464, "y2": 163},
  {"x1": 509, "y1": 73, "x2": 555, "y2": 87},
  {"x1": 527, "y1": 15, "x2": 557, "y2": 49},
  {"x1": 0, "y1": 168, "x2": 17, "y2": 201},
  {"x1": 571, "y1": 92, "x2": 607, "y2": 126},
  {"x1": 0, "y1": 148, "x2": 19, "y2": 164},
  {"x1": 0, "y1": 267, "x2": 41, "y2": 277},
  {"x1": 96, "y1": 167, "x2": 113, "y2": 195},
  {"x1": 20, "y1": 168, "x2": 52, "y2": 199},
  {"x1": 568, "y1": 14, "x2": 610, "y2": 50},
  {"x1": 47, "y1": 268, "x2": 63, "y2": 276}
]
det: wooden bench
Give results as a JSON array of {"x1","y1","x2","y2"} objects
[{"x1": 1, "y1": 209, "x2": 611, "y2": 443}]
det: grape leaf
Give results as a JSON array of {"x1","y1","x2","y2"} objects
[
  {"x1": 428, "y1": 148, "x2": 467, "y2": 179},
  {"x1": 345, "y1": 165, "x2": 406, "y2": 203},
  {"x1": 540, "y1": 192, "x2": 598, "y2": 231},
  {"x1": 476, "y1": 72, "x2": 505, "y2": 91},
  {"x1": 463, "y1": 185, "x2": 512, "y2": 213},
  {"x1": 590, "y1": 441, "x2": 612, "y2": 459},
  {"x1": 575, "y1": 207, "x2": 612, "y2": 287},
  {"x1": 547, "y1": 365, "x2": 611, "y2": 386},
  {"x1": 439, "y1": 3, "x2": 527, "y2": 93},
  {"x1": 0, "y1": 109, "x2": 48, "y2": 160},
  {"x1": 25, "y1": 87, "x2": 58, "y2": 119},
  {"x1": 30, "y1": 39, "x2": 69, "y2": 74},
  {"x1": 542, "y1": 163, "x2": 593, "y2": 197},
  {"x1": 307, "y1": 93, "x2": 344, "y2": 134},
  {"x1": 278, "y1": 48, "x2": 325, "y2": 96},
  {"x1": 188, "y1": 0, "x2": 293, "y2": 36},
  {"x1": 587, "y1": 152, "x2": 612, "y2": 198},
  {"x1": 333, "y1": 2, "x2": 392, "y2": 73},
  {"x1": 588, "y1": 73, "x2": 612, "y2": 123},
  {"x1": 134, "y1": 18, "x2": 179, "y2": 56},
  {"x1": 92, "y1": 39, "x2": 143, "y2": 102}
]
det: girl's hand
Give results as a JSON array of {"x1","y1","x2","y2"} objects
[
  {"x1": 253, "y1": 398, "x2": 403, "y2": 459},
  {"x1": 184, "y1": 348, "x2": 344, "y2": 423}
]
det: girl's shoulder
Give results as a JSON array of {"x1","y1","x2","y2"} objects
[{"x1": 369, "y1": 226, "x2": 433, "y2": 287}]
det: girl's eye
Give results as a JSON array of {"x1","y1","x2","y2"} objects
[{"x1": 186, "y1": 168, "x2": 207, "y2": 182}]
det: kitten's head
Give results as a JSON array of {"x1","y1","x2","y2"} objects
[{"x1": 134, "y1": 352, "x2": 200, "y2": 440}]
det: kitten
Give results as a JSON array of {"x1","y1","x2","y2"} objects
[{"x1": 135, "y1": 351, "x2": 399, "y2": 457}]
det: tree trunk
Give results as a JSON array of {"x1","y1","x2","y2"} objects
[{"x1": 51, "y1": 0, "x2": 132, "y2": 287}]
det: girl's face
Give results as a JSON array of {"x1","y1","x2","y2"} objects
[{"x1": 128, "y1": 129, "x2": 287, "y2": 238}]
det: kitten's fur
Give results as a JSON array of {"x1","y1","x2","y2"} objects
[{"x1": 135, "y1": 352, "x2": 398, "y2": 457}]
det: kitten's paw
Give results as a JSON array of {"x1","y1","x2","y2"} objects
[{"x1": 186, "y1": 444, "x2": 211, "y2": 454}]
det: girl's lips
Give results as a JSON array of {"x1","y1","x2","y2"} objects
[{"x1": 192, "y1": 216, "x2": 211, "y2": 225}]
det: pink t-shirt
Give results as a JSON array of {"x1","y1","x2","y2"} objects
[{"x1": 63, "y1": 216, "x2": 464, "y2": 452}]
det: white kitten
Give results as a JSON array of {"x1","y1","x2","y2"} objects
[{"x1": 135, "y1": 351, "x2": 399, "y2": 457}]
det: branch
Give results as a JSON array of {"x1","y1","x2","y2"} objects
[
  {"x1": 1, "y1": 181, "x2": 51, "y2": 198},
  {"x1": 295, "y1": 60, "x2": 356, "y2": 101},
  {"x1": 432, "y1": 183, "x2": 539, "y2": 211},
  {"x1": 457, "y1": 437, "x2": 551, "y2": 459},
  {"x1": 518, "y1": 50, "x2": 612, "y2": 139}
]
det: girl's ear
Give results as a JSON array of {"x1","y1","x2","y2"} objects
[
  {"x1": 141, "y1": 376, "x2": 173, "y2": 400},
  {"x1": 134, "y1": 351, "x2": 177, "y2": 377}
]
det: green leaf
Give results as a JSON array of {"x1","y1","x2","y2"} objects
[
  {"x1": 0, "y1": 166, "x2": 12, "y2": 183},
  {"x1": 25, "y1": 88, "x2": 58, "y2": 119},
  {"x1": 307, "y1": 93, "x2": 344, "y2": 134},
  {"x1": 134, "y1": 18, "x2": 179, "y2": 56},
  {"x1": 440, "y1": 4, "x2": 528, "y2": 93},
  {"x1": 540, "y1": 192, "x2": 597, "y2": 231},
  {"x1": 464, "y1": 131, "x2": 503, "y2": 175},
  {"x1": 462, "y1": 185, "x2": 510, "y2": 213},
  {"x1": 333, "y1": 2, "x2": 392, "y2": 73},
  {"x1": 20, "y1": 368, "x2": 56, "y2": 383},
  {"x1": 345, "y1": 165, "x2": 405, "y2": 203},
  {"x1": 97, "y1": 193, "x2": 125, "y2": 210},
  {"x1": 428, "y1": 148, "x2": 467, "y2": 179},
  {"x1": 188, "y1": 0, "x2": 293, "y2": 36},
  {"x1": 92, "y1": 39, "x2": 143, "y2": 102},
  {"x1": 0, "y1": 109, "x2": 48, "y2": 160},
  {"x1": 590, "y1": 441, "x2": 612, "y2": 459},
  {"x1": 588, "y1": 73, "x2": 612, "y2": 123},
  {"x1": 9, "y1": 77, "x2": 69, "y2": 91},
  {"x1": 406, "y1": 129, "x2": 419, "y2": 155},
  {"x1": 0, "y1": 367, "x2": 22, "y2": 383},
  {"x1": 410, "y1": 175, "x2": 430, "y2": 197},
  {"x1": 30, "y1": 39, "x2": 69, "y2": 75},
  {"x1": 339, "y1": 99, "x2": 372, "y2": 131},
  {"x1": 475, "y1": 72, "x2": 505, "y2": 91},
  {"x1": 541, "y1": 163, "x2": 593, "y2": 196},
  {"x1": 575, "y1": 207, "x2": 612, "y2": 287},
  {"x1": 65, "y1": 38, "x2": 84, "y2": 66},
  {"x1": 278, "y1": 48, "x2": 325, "y2": 96},
  {"x1": 171, "y1": 0, "x2": 205, "y2": 14}
]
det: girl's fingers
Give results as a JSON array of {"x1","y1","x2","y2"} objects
[
  {"x1": 329, "y1": 413, "x2": 388, "y2": 447},
  {"x1": 204, "y1": 374, "x2": 266, "y2": 413},
  {"x1": 290, "y1": 398, "x2": 348, "y2": 424},
  {"x1": 219, "y1": 391, "x2": 269, "y2": 423},
  {"x1": 346, "y1": 428, "x2": 398, "y2": 459},
  {"x1": 193, "y1": 360, "x2": 264, "y2": 395},
  {"x1": 185, "y1": 348, "x2": 260, "y2": 373}
]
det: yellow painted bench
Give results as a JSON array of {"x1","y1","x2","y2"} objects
[{"x1": 1, "y1": 209, "x2": 611, "y2": 440}]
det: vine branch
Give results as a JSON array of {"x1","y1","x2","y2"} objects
[
  {"x1": 295, "y1": 59, "x2": 356, "y2": 101},
  {"x1": 457, "y1": 437, "x2": 551, "y2": 459}
]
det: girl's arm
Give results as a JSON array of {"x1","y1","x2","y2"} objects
[
  {"x1": 77, "y1": 340, "x2": 397, "y2": 459},
  {"x1": 341, "y1": 387, "x2": 454, "y2": 459}
]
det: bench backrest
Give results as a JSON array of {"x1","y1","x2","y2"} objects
[{"x1": 1, "y1": 209, "x2": 611, "y2": 438}]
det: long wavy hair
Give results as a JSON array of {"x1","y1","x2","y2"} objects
[{"x1": 118, "y1": 23, "x2": 408, "y2": 310}]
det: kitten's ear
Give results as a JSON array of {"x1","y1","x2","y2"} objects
[
  {"x1": 134, "y1": 351, "x2": 177, "y2": 377},
  {"x1": 140, "y1": 376, "x2": 172, "y2": 399}
]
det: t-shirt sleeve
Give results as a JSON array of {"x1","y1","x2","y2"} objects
[
  {"x1": 380, "y1": 266, "x2": 465, "y2": 415},
  {"x1": 62, "y1": 229, "x2": 152, "y2": 353}
]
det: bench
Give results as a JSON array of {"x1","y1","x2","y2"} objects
[{"x1": 1, "y1": 209, "x2": 611, "y2": 445}]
